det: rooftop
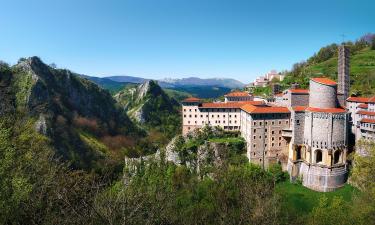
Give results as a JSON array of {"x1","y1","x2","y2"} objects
[
  {"x1": 357, "y1": 110, "x2": 375, "y2": 116},
  {"x1": 241, "y1": 105, "x2": 290, "y2": 114},
  {"x1": 224, "y1": 91, "x2": 251, "y2": 97},
  {"x1": 200, "y1": 101, "x2": 264, "y2": 108},
  {"x1": 182, "y1": 97, "x2": 201, "y2": 102},
  {"x1": 289, "y1": 89, "x2": 309, "y2": 94},
  {"x1": 361, "y1": 118, "x2": 375, "y2": 124},
  {"x1": 346, "y1": 97, "x2": 371, "y2": 103},
  {"x1": 358, "y1": 103, "x2": 368, "y2": 109},
  {"x1": 292, "y1": 106, "x2": 308, "y2": 112},
  {"x1": 305, "y1": 107, "x2": 346, "y2": 113},
  {"x1": 311, "y1": 77, "x2": 337, "y2": 86}
]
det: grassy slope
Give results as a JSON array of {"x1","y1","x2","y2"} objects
[
  {"x1": 285, "y1": 48, "x2": 375, "y2": 96},
  {"x1": 276, "y1": 181, "x2": 356, "y2": 215}
]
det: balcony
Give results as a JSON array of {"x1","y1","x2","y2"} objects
[{"x1": 282, "y1": 128, "x2": 292, "y2": 138}]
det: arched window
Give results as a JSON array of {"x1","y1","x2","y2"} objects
[
  {"x1": 315, "y1": 150, "x2": 322, "y2": 163},
  {"x1": 334, "y1": 150, "x2": 341, "y2": 164}
]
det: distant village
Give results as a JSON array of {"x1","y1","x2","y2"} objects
[{"x1": 181, "y1": 45, "x2": 375, "y2": 192}]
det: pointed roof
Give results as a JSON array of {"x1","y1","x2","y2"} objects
[{"x1": 361, "y1": 118, "x2": 375, "y2": 124}]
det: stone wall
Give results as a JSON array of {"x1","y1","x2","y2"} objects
[{"x1": 309, "y1": 80, "x2": 337, "y2": 108}]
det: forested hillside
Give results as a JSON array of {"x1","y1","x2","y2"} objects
[
  {"x1": 0, "y1": 57, "x2": 144, "y2": 172},
  {"x1": 281, "y1": 34, "x2": 375, "y2": 96}
]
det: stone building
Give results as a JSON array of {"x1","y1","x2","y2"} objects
[
  {"x1": 181, "y1": 45, "x2": 358, "y2": 192},
  {"x1": 287, "y1": 78, "x2": 349, "y2": 192}
]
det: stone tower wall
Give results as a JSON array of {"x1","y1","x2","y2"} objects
[
  {"x1": 338, "y1": 45, "x2": 350, "y2": 107},
  {"x1": 309, "y1": 80, "x2": 337, "y2": 108}
]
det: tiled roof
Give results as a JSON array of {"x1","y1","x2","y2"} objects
[
  {"x1": 274, "y1": 93, "x2": 284, "y2": 97},
  {"x1": 225, "y1": 91, "x2": 251, "y2": 97},
  {"x1": 358, "y1": 103, "x2": 368, "y2": 109},
  {"x1": 360, "y1": 118, "x2": 375, "y2": 124},
  {"x1": 357, "y1": 110, "x2": 375, "y2": 116},
  {"x1": 311, "y1": 77, "x2": 337, "y2": 86},
  {"x1": 369, "y1": 96, "x2": 375, "y2": 103},
  {"x1": 292, "y1": 106, "x2": 308, "y2": 112},
  {"x1": 241, "y1": 105, "x2": 290, "y2": 114},
  {"x1": 305, "y1": 107, "x2": 346, "y2": 113},
  {"x1": 200, "y1": 101, "x2": 264, "y2": 108},
  {"x1": 289, "y1": 89, "x2": 309, "y2": 94},
  {"x1": 346, "y1": 97, "x2": 370, "y2": 103},
  {"x1": 182, "y1": 97, "x2": 201, "y2": 102}
]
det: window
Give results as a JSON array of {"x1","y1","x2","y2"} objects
[
  {"x1": 189, "y1": 115, "x2": 192, "y2": 118},
  {"x1": 334, "y1": 150, "x2": 341, "y2": 164},
  {"x1": 189, "y1": 109, "x2": 192, "y2": 112},
  {"x1": 183, "y1": 109, "x2": 186, "y2": 112},
  {"x1": 184, "y1": 115, "x2": 186, "y2": 117},
  {"x1": 272, "y1": 131, "x2": 274, "y2": 134},
  {"x1": 253, "y1": 136, "x2": 256, "y2": 140},
  {"x1": 195, "y1": 115, "x2": 197, "y2": 118},
  {"x1": 315, "y1": 150, "x2": 322, "y2": 163},
  {"x1": 253, "y1": 129, "x2": 256, "y2": 133},
  {"x1": 296, "y1": 146, "x2": 302, "y2": 160},
  {"x1": 296, "y1": 120, "x2": 300, "y2": 125},
  {"x1": 195, "y1": 109, "x2": 197, "y2": 112}
]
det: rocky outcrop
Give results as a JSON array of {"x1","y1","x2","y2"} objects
[
  {"x1": 114, "y1": 80, "x2": 180, "y2": 124},
  {"x1": 0, "y1": 56, "x2": 141, "y2": 169}
]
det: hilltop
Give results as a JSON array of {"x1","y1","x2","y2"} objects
[
  {"x1": 281, "y1": 34, "x2": 375, "y2": 96},
  {"x1": 114, "y1": 80, "x2": 181, "y2": 143},
  {"x1": 0, "y1": 57, "x2": 144, "y2": 171}
]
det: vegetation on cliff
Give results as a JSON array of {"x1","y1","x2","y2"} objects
[{"x1": 115, "y1": 80, "x2": 181, "y2": 143}]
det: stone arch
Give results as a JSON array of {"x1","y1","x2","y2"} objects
[
  {"x1": 315, "y1": 150, "x2": 323, "y2": 163},
  {"x1": 334, "y1": 150, "x2": 341, "y2": 164}
]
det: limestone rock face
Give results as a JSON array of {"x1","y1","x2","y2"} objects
[
  {"x1": 0, "y1": 56, "x2": 140, "y2": 169},
  {"x1": 114, "y1": 80, "x2": 179, "y2": 124}
]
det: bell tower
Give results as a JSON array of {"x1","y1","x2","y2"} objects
[{"x1": 337, "y1": 45, "x2": 350, "y2": 107}]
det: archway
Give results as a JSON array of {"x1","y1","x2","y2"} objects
[{"x1": 315, "y1": 150, "x2": 322, "y2": 163}]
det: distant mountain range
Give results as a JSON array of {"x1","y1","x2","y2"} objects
[
  {"x1": 80, "y1": 75, "x2": 245, "y2": 99},
  {"x1": 86, "y1": 75, "x2": 245, "y2": 89}
]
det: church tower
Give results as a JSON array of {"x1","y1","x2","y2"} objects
[{"x1": 337, "y1": 45, "x2": 350, "y2": 107}]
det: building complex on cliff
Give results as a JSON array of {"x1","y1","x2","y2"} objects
[{"x1": 181, "y1": 45, "x2": 374, "y2": 192}]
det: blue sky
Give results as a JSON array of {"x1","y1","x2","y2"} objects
[{"x1": 0, "y1": 0, "x2": 374, "y2": 83}]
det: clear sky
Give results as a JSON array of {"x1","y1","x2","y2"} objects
[{"x1": 0, "y1": 0, "x2": 374, "y2": 83}]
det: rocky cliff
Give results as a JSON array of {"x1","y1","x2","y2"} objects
[{"x1": 0, "y1": 57, "x2": 142, "y2": 171}]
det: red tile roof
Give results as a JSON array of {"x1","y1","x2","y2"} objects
[
  {"x1": 369, "y1": 97, "x2": 375, "y2": 103},
  {"x1": 289, "y1": 89, "x2": 309, "y2": 94},
  {"x1": 293, "y1": 106, "x2": 308, "y2": 112},
  {"x1": 274, "y1": 93, "x2": 284, "y2": 97},
  {"x1": 241, "y1": 105, "x2": 290, "y2": 114},
  {"x1": 361, "y1": 118, "x2": 375, "y2": 124},
  {"x1": 346, "y1": 97, "x2": 370, "y2": 103},
  {"x1": 311, "y1": 77, "x2": 337, "y2": 86},
  {"x1": 358, "y1": 103, "x2": 368, "y2": 109},
  {"x1": 225, "y1": 91, "x2": 251, "y2": 97},
  {"x1": 357, "y1": 110, "x2": 375, "y2": 116},
  {"x1": 182, "y1": 97, "x2": 201, "y2": 102},
  {"x1": 200, "y1": 101, "x2": 264, "y2": 108},
  {"x1": 305, "y1": 107, "x2": 346, "y2": 113}
]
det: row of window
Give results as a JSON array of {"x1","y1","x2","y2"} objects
[
  {"x1": 253, "y1": 129, "x2": 282, "y2": 134},
  {"x1": 184, "y1": 114, "x2": 237, "y2": 118},
  {"x1": 253, "y1": 120, "x2": 288, "y2": 126},
  {"x1": 187, "y1": 120, "x2": 238, "y2": 124},
  {"x1": 183, "y1": 108, "x2": 240, "y2": 112}
]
